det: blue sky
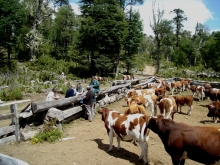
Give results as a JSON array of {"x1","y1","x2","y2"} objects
[{"x1": 69, "y1": 0, "x2": 220, "y2": 36}]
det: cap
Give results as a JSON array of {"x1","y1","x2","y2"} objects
[
  {"x1": 71, "y1": 84, "x2": 75, "y2": 88},
  {"x1": 87, "y1": 86, "x2": 91, "y2": 90}
]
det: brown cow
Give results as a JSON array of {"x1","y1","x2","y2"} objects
[
  {"x1": 172, "y1": 95, "x2": 193, "y2": 115},
  {"x1": 206, "y1": 102, "x2": 220, "y2": 123},
  {"x1": 98, "y1": 108, "x2": 151, "y2": 164},
  {"x1": 146, "y1": 115, "x2": 220, "y2": 165},
  {"x1": 190, "y1": 85, "x2": 197, "y2": 98}
]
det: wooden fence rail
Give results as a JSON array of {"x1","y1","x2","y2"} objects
[{"x1": 0, "y1": 104, "x2": 20, "y2": 146}]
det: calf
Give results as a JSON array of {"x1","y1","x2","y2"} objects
[
  {"x1": 171, "y1": 81, "x2": 183, "y2": 95},
  {"x1": 172, "y1": 95, "x2": 193, "y2": 115},
  {"x1": 157, "y1": 96, "x2": 177, "y2": 120},
  {"x1": 146, "y1": 115, "x2": 220, "y2": 165},
  {"x1": 124, "y1": 103, "x2": 147, "y2": 116},
  {"x1": 196, "y1": 86, "x2": 205, "y2": 101},
  {"x1": 206, "y1": 102, "x2": 220, "y2": 123},
  {"x1": 190, "y1": 85, "x2": 197, "y2": 98},
  {"x1": 129, "y1": 94, "x2": 157, "y2": 117},
  {"x1": 181, "y1": 79, "x2": 190, "y2": 91},
  {"x1": 98, "y1": 108, "x2": 150, "y2": 164}
]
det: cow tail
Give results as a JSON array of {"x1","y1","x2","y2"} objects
[{"x1": 141, "y1": 121, "x2": 149, "y2": 143}]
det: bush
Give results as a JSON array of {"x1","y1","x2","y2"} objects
[
  {"x1": 0, "y1": 88, "x2": 23, "y2": 101},
  {"x1": 32, "y1": 119, "x2": 63, "y2": 144}
]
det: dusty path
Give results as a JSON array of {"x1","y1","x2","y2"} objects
[{"x1": 0, "y1": 65, "x2": 218, "y2": 165}]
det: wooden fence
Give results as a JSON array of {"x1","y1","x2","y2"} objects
[{"x1": 0, "y1": 104, "x2": 20, "y2": 146}]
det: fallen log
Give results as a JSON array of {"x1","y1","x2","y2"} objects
[
  {"x1": 111, "y1": 79, "x2": 140, "y2": 86},
  {"x1": 100, "y1": 83, "x2": 131, "y2": 95},
  {"x1": 134, "y1": 76, "x2": 157, "y2": 88},
  {"x1": 31, "y1": 94, "x2": 85, "y2": 114}
]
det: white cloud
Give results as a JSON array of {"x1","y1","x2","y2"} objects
[
  {"x1": 70, "y1": 0, "x2": 214, "y2": 36},
  {"x1": 133, "y1": 0, "x2": 214, "y2": 36},
  {"x1": 70, "y1": 2, "x2": 81, "y2": 15}
]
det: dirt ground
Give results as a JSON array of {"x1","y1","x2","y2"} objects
[{"x1": 0, "y1": 66, "x2": 219, "y2": 165}]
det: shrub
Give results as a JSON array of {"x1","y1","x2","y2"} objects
[
  {"x1": 32, "y1": 119, "x2": 63, "y2": 144},
  {"x1": 0, "y1": 88, "x2": 23, "y2": 101}
]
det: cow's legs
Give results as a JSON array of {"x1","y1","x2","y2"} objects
[
  {"x1": 187, "y1": 106, "x2": 192, "y2": 115},
  {"x1": 138, "y1": 141, "x2": 149, "y2": 164},
  {"x1": 108, "y1": 129, "x2": 114, "y2": 151},
  {"x1": 116, "y1": 136, "x2": 121, "y2": 150}
]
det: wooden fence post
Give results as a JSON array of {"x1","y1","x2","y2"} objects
[{"x1": 10, "y1": 104, "x2": 20, "y2": 143}]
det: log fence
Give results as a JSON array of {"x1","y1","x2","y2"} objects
[{"x1": 0, "y1": 104, "x2": 20, "y2": 146}]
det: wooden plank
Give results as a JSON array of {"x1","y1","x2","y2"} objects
[
  {"x1": 31, "y1": 95, "x2": 84, "y2": 114},
  {"x1": 0, "y1": 99, "x2": 31, "y2": 107},
  {"x1": 0, "y1": 125, "x2": 15, "y2": 136},
  {"x1": 11, "y1": 104, "x2": 20, "y2": 143},
  {"x1": 0, "y1": 135, "x2": 16, "y2": 146},
  {"x1": 0, "y1": 113, "x2": 14, "y2": 121},
  {"x1": 63, "y1": 106, "x2": 83, "y2": 119}
]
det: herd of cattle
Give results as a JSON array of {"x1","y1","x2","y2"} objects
[{"x1": 97, "y1": 76, "x2": 220, "y2": 165}]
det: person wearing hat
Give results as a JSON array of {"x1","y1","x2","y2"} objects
[
  {"x1": 65, "y1": 84, "x2": 76, "y2": 98},
  {"x1": 46, "y1": 88, "x2": 60, "y2": 101},
  {"x1": 83, "y1": 86, "x2": 95, "y2": 122}
]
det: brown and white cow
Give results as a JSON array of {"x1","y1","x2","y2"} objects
[
  {"x1": 196, "y1": 86, "x2": 205, "y2": 101},
  {"x1": 95, "y1": 76, "x2": 105, "y2": 82},
  {"x1": 128, "y1": 94, "x2": 158, "y2": 117},
  {"x1": 206, "y1": 102, "x2": 220, "y2": 123},
  {"x1": 122, "y1": 75, "x2": 134, "y2": 80},
  {"x1": 190, "y1": 85, "x2": 197, "y2": 98},
  {"x1": 146, "y1": 115, "x2": 220, "y2": 165},
  {"x1": 171, "y1": 81, "x2": 183, "y2": 95},
  {"x1": 204, "y1": 86, "x2": 220, "y2": 101},
  {"x1": 98, "y1": 108, "x2": 150, "y2": 164},
  {"x1": 157, "y1": 96, "x2": 177, "y2": 120},
  {"x1": 172, "y1": 95, "x2": 193, "y2": 115},
  {"x1": 181, "y1": 78, "x2": 191, "y2": 91}
]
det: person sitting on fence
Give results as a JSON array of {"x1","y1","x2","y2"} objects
[
  {"x1": 46, "y1": 88, "x2": 60, "y2": 101},
  {"x1": 65, "y1": 84, "x2": 76, "y2": 98},
  {"x1": 76, "y1": 82, "x2": 84, "y2": 95}
]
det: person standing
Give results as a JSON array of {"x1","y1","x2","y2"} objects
[
  {"x1": 89, "y1": 76, "x2": 100, "y2": 95},
  {"x1": 65, "y1": 84, "x2": 76, "y2": 98},
  {"x1": 46, "y1": 88, "x2": 60, "y2": 101},
  {"x1": 83, "y1": 86, "x2": 95, "y2": 122}
]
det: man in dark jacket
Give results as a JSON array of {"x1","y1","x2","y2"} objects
[
  {"x1": 83, "y1": 86, "x2": 95, "y2": 122},
  {"x1": 65, "y1": 84, "x2": 76, "y2": 98}
]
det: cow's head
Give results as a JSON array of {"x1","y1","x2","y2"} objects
[
  {"x1": 98, "y1": 108, "x2": 111, "y2": 121},
  {"x1": 206, "y1": 104, "x2": 216, "y2": 118},
  {"x1": 146, "y1": 115, "x2": 164, "y2": 133}
]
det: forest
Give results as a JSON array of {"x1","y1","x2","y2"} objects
[{"x1": 0, "y1": 0, "x2": 220, "y2": 78}]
